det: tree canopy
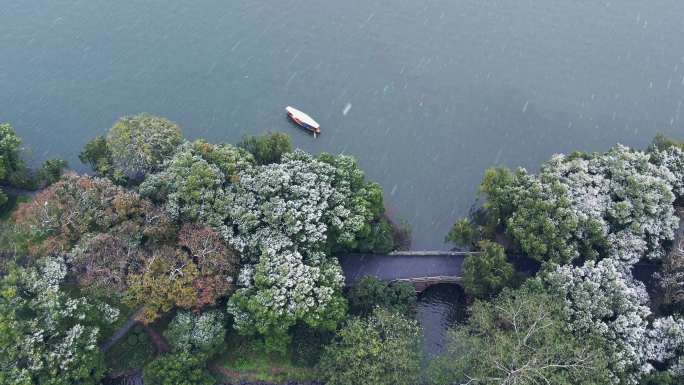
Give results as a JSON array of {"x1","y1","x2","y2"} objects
[
  {"x1": 11, "y1": 174, "x2": 238, "y2": 322},
  {"x1": 164, "y1": 310, "x2": 226, "y2": 356},
  {"x1": 0, "y1": 123, "x2": 23, "y2": 205},
  {"x1": 477, "y1": 145, "x2": 682, "y2": 266},
  {"x1": 545, "y1": 259, "x2": 684, "y2": 384},
  {"x1": 428, "y1": 283, "x2": 612, "y2": 385},
  {"x1": 346, "y1": 276, "x2": 417, "y2": 316},
  {"x1": 461, "y1": 240, "x2": 515, "y2": 299},
  {"x1": 319, "y1": 308, "x2": 422, "y2": 385},
  {"x1": 0, "y1": 258, "x2": 120, "y2": 385},
  {"x1": 143, "y1": 352, "x2": 215, "y2": 385},
  {"x1": 238, "y1": 131, "x2": 292, "y2": 165},
  {"x1": 80, "y1": 114, "x2": 183, "y2": 184}
]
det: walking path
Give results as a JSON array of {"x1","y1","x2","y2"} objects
[{"x1": 101, "y1": 307, "x2": 144, "y2": 352}]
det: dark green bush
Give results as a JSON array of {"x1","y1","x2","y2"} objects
[
  {"x1": 238, "y1": 131, "x2": 292, "y2": 165},
  {"x1": 347, "y1": 276, "x2": 416, "y2": 317}
]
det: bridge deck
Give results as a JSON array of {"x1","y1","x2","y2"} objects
[{"x1": 339, "y1": 252, "x2": 466, "y2": 285}]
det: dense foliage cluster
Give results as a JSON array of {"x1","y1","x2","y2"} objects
[
  {"x1": 80, "y1": 114, "x2": 182, "y2": 184},
  {"x1": 346, "y1": 276, "x2": 416, "y2": 316},
  {"x1": 0, "y1": 123, "x2": 22, "y2": 206},
  {"x1": 546, "y1": 259, "x2": 684, "y2": 384},
  {"x1": 0, "y1": 257, "x2": 119, "y2": 385},
  {"x1": 428, "y1": 283, "x2": 612, "y2": 385},
  {"x1": 319, "y1": 308, "x2": 422, "y2": 385},
  {"x1": 143, "y1": 352, "x2": 215, "y2": 385},
  {"x1": 165, "y1": 310, "x2": 226, "y2": 355},
  {"x1": 480, "y1": 145, "x2": 682, "y2": 266},
  {"x1": 441, "y1": 136, "x2": 684, "y2": 385},
  {"x1": 0, "y1": 117, "x2": 401, "y2": 383},
  {"x1": 238, "y1": 131, "x2": 293, "y2": 165},
  {"x1": 140, "y1": 140, "x2": 254, "y2": 222},
  {"x1": 461, "y1": 240, "x2": 515, "y2": 299},
  {"x1": 10, "y1": 174, "x2": 238, "y2": 322},
  {"x1": 224, "y1": 151, "x2": 373, "y2": 351}
]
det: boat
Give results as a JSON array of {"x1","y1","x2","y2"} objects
[{"x1": 285, "y1": 106, "x2": 321, "y2": 137}]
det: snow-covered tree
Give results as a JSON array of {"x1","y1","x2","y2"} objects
[
  {"x1": 222, "y1": 151, "x2": 380, "y2": 351},
  {"x1": 0, "y1": 257, "x2": 119, "y2": 385},
  {"x1": 546, "y1": 259, "x2": 684, "y2": 384},
  {"x1": 140, "y1": 140, "x2": 253, "y2": 222},
  {"x1": 164, "y1": 310, "x2": 226, "y2": 355},
  {"x1": 479, "y1": 144, "x2": 683, "y2": 266}
]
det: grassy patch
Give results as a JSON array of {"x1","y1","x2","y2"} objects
[
  {"x1": 0, "y1": 194, "x2": 30, "y2": 221},
  {"x1": 214, "y1": 331, "x2": 319, "y2": 383},
  {"x1": 105, "y1": 325, "x2": 156, "y2": 375}
]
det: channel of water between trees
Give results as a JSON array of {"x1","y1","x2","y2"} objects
[{"x1": 416, "y1": 284, "x2": 468, "y2": 360}]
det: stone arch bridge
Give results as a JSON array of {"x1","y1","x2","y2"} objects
[{"x1": 339, "y1": 251, "x2": 476, "y2": 293}]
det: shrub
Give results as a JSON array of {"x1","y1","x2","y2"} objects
[
  {"x1": 36, "y1": 158, "x2": 68, "y2": 186},
  {"x1": 143, "y1": 352, "x2": 215, "y2": 385},
  {"x1": 461, "y1": 240, "x2": 515, "y2": 299},
  {"x1": 80, "y1": 114, "x2": 183, "y2": 183},
  {"x1": 165, "y1": 310, "x2": 226, "y2": 356},
  {"x1": 427, "y1": 284, "x2": 612, "y2": 385},
  {"x1": 238, "y1": 131, "x2": 292, "y2": 165},
  {"x1": 319, "y1": 308, "x2": 422, "y2": 385},
  {"x1": 347, "y1": 276, "x2": 416, "y2": 316},
  {"x1": 445, "y1": 217, "x2": 479, "y2": 248}
]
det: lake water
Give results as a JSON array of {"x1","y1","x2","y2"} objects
[{"x1": 2, "y1": 1, "x2": 684, "y2": 248}]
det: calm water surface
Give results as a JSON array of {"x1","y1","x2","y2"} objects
[
  {"x1": 417, "y1": 284, "x2": 467, "y2": 358},
  {"x1": 2, "y1": 1, "x2": 684, "y2": 248}
]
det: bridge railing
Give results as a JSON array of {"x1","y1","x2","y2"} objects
[
  {"x1": 388, "y1": 251, "x2": 481, "y2": 256},
  {"x1": 392, "y1": 275, "x2": 462, "y2": 283}
]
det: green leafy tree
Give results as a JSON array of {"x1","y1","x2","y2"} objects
[
  {"x1": 80, "y1": 114, "x2": 183, "y2": 183},
  {"x1": 319, "y1": 308, "x2": 422, "y2": 385},
  {"x1": 0, "y1": 257, "x2": 120, "y2": 385},
  {"x1": 478, "y1": 167, "x2": 517, "y2": 225},
  {"x1": 164, "y1": 310, "x2": 226, "y2": 356},
  {"x1": 477, "y1": 144, "x2": 683, "y2": 266},
  {"x1": 238, "y1": 131, "x2": 292, "y2": 165},
  {"x1": 347, "y1": 276, "x2": 416, "y2": 316},
  {"x1": 36, "y1": 158, "x2": 68, "y2": 186},
  {"x1": 79, "y1": 135, "x2": 114, "y2": 179},
  {"x1": 316, "y1": 153, "x2": 388, "y2": 252},
  {"x1": 355, "y1": 217, "x2": 396, "y2": 253},
  {"x1": 445, "y1": 217, "x2": 479, "y2": 248},
  {"x1": 650, "y1": 133, "x2": 684, "y2": 152},
  {"x1": 462, "y1": 240, "x2": 515, "y2": 299},
  {"x1": 427, "y1": 283, "x2": 611, "y2": 385},
  {"x1": 0, "y1": 123, "x2": 23, "y2": 205},
  {"x1": 140, "y1": 140, "x2": 253, "y2": 222},
  {"x1": 143, "y1": 352, "x2": 215, "y2": 385}
]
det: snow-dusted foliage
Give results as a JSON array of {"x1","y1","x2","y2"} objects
[
  {"x1": 106, "y1": 114, "x2": 183, "y2": 181},
  {"x1": 227, "y1": 247, "x2": 346, "y2": 349},
  {"x1": 543, "y1": 145, "x2": 680, "y2": 264},
  {"x1": 546, "y1": 259, "x2": 684, "y2": 384},
  {"x1": 222, "y1": 151, "x2": 377, "y2": 351},
  {"x1": 164, "y1": 310, "x2": 226, "y2": 354},
  {"x1": 140, "y1": 140, "x2": 253, "y2": 222},
  {"x1": 645, "y1": 316, "x2": 684, "y2": 365},
  {"x1": 485, "y1": 144, "x2": 683, "y2": 266},
  {"x1": 650, "y1": 146, "x2": 684, "y2": 197},
  {"x1": 0, "y1": 257, "x2": 119, "y2": 385},
  {"x1": 219, "y1": 150, "x2": 373, "y2": 261}
]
